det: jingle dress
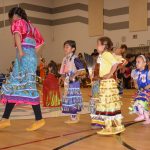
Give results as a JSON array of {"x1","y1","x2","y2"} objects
[
  {"x1": 129, "y1": 69, "x2": 150, "y2": 114},
  {"x1": 43, "y1": 73, "x2": 61, "y2": 108},
  {"x1": 95, "y1": 52, "x2": 123, "y2": 125},
  {"x1": 1, "y1": 19, "x2": 44, "y2": 105},
  {"x1": 60, "y1": 53, "x2": 85, "y2": 114}
]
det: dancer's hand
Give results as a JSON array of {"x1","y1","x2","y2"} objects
[
  {"x1": 14, "y1": 33, "x2": 25, "y2": 60},
  {"x1": 145, "y1": 85, "x2": 150, "y2": 90},
  {"x1": 59, "y1": 76, "x2": 65, "y2": 83},
  {"x1": 134, "y1": 81, "x2": 138, "y2": 89},
  {"x1": 140, "y1": 88, "x2": 144, "y2": 91},
  {"x1": 92, "y1": 76, "x2": 100, "y2": 81},
  {"x1": 103, "y1": 73, "x2": 111, "y2": 79},
  {"x1": 69, "y1": 76, "x2": 75, "y2": 82},
  {"x1": 19, "y1": 51, "x2": 25, "y2": 59}
]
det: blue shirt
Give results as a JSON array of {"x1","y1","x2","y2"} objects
[{"x1": 131, "y1": 69, "x2": 150, "y2": 89}]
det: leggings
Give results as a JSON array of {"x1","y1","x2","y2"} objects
[{"x1": 2, "y1": 103, "x2": 42, "y2": 121}]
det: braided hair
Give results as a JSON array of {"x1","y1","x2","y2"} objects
[{"x1": 8, "y1": 7, "x2": 29, "y2": 22}]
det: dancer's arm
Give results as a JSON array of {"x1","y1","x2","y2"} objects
[
  {"x1": 92, "y1": 63, "x2": 101, "y2": 81},
  {"x1": 133, "y1": 80, "x2": 138, "y2": 89},
  {"x1": 35, "y1": 44, "x2": 44, "y2": 53},
  {"x1": 103, "y1": 63, "x2": 118, "y2": 79},
  {"x1": 34, "y1": 27, "x2": 44, "y2": 53},
  {"x1": 102, "y1": 52, "x2": 118, "y2": 79},
  {"x1": 145, "y1": 71, "x2": 150, "y2": 89},
  {"x1": 145, "y1": 84, "x2": 150, "y2": 90},
  {"x1": 59, "y1": 81, "x2": 63, "y2": 99},
  {"x1": 14, "y1": 33, "x2": 24, "y2": 59},
  {"x1": 131, "y1": 69, "x2": 139, "y2": 89},
  {"x1": 70, "y1": 58, "x2": 86, "y2": 81}
]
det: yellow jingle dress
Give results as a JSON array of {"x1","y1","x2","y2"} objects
[{"x1": 96, "y1": 51, "x2": 125, "y2": 135}]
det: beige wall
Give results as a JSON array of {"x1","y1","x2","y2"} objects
[
  {"x1": 52, "y1": 0, "x2": 102, "y2": 62},
  {"x1": 104, "y1": 0, "x2": 150, "y2": 47},
  {"x1": 0, "y1": 0, "x2": 53, "y2": 73},
  {"x1": 51, "y1": 0, "x2": 150, "y2": 64}
]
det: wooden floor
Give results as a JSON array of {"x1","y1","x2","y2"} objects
[{"x1": 0, "y1": 89, "x2": 150, "y2": 150}]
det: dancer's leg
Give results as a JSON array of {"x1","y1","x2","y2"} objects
[
  {"x1": 26, "y1": 104, "x2": 45, "y2": 131},
  {"x1": 0, "y1": 103, "x2": 15, "y2": 129},
  {"x1": 134, "y1": 105, "x2": 144, "y2": 122},
  {"x1": 2, "y1": 103, "x2": 15, "y2": 119},
  {"x1": 143, "y1": 111, "x2": 150, "y2": 124}
]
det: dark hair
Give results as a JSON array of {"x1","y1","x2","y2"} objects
[
  {"x1": 126, "y1": 54, "x2": 133, "y2": 59},
  {"x1": 120, "y1": 44, "x2": 127, "y2": 50},
  {"x1": 97, "y1": 36, "x2": 113, "y2": 51},
  {"x1": 12, "y1": 61, "x2": 15, "y2": 65},
  {"x1": 64, "y1": 40, "x2": 76, "y2": 61},
  {"x1": 8, "y1": 7, "x2": 28, "y2": 22},
  {"x1": 94, "y1": 49, "x2": 97, "y2": 52},
  {"x1": 78, "y1": 53, "x2": 83, "y2": 57},
  {"x1": 64, "y1": 40, "x2": 76, "y2": 54},
  {"x1": 41, "y1": 58, "x2": 45, "y2": 63},
  {"x1": 48, "y1": 61, "x2": 60, "y2": 78}
]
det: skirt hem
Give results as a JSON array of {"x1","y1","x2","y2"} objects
[{"x1": 1, "y1": 95, "x2": 40, "y2": 105}]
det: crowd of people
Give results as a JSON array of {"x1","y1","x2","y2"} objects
[
  {"x1": 37, "y1": 46, "x2": 150, "y2": 92},
  {"x1": 0, "y1": 7, "x2": 149, "y2": 136},
  {"x1": 35, "y1": 40, "x2": 150, "y2": 135}
]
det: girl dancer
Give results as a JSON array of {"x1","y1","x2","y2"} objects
[
  {"x1": 43, "y1": 61, "x2": 61, "y2": 109},
  {"x1": 83, "y1": 53, "x2": 102, "y2": 128},
  {"x1": 0, "y1": 7, "x2": 45, "y2": 131},
  {"x1": 129, "y1": 55, "x2": 150, "y2": 124},
  {"x1": 96, "y1": 37, "x2": 125, "y2": 135},
  {"x1": 60, "y1": 40, "x2": 85, "y2": 123}
]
